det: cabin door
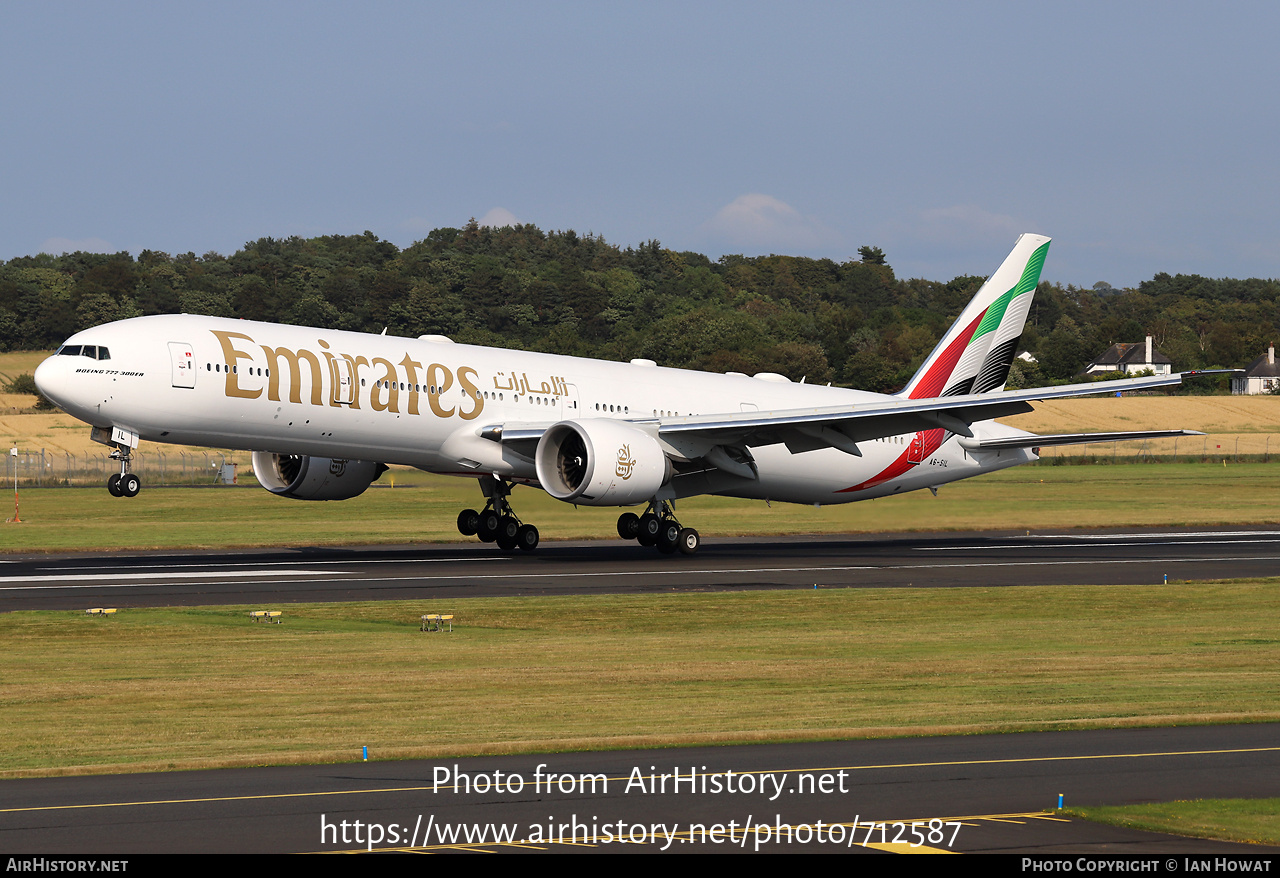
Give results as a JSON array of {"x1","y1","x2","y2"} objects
[
  {"x1": 560, "y1": 383, "x2": 581, "y2": 419},
  {"x1": 907, "y1": 431, "x2": 926, "y2": 464},
  {"x1": 168, "y1": 342, "x2": 196, "y2": 389},
  {"x1": 331, "y1": 358, "x2": 355, "y2": 405}
]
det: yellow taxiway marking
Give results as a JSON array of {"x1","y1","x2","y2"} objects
[
  {"x1": 3, "y1": 747, "x2": 1277, "y2": 815},
  {"x1": 863, "y1": 842, "x2": 955, "y2": 854}
]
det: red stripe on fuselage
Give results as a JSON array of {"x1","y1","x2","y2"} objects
[{"x1": 836, "y1": 428, "x2": 946, "y2": 493}]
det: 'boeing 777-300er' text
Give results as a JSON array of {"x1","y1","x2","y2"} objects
[{"x1": 34, "y1": 234, "x2": 1204, "y2": 555}]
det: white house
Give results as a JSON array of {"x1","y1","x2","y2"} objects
[
  {"x1": 1081, "y1": 335, "x2": 1172, "y2": 378},
  {"x1": 1232, "y1": 346, "x2": 1280, "y2": 395}
]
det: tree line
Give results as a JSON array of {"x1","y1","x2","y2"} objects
[{"x1": 2, "y1": 220, "x2": 1274, "y2": 393}]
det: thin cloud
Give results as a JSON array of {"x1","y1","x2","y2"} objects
[
  {"x1": 478, "y1": 207, "x2": 519, "y2": 228},
  {"x1": 703, "y1": 194, "x2": 835, "y2": 251}
]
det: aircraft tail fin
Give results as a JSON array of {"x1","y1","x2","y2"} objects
[{"x1": 899, "y1": 233, "x2": 1051, "y2": 400}]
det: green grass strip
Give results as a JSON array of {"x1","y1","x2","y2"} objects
[
  {"x1": 1067, "y1": 799, "x2": 1280, "y2": 846},
  {"x1": 3, "y1": 463, "x2": 1280, "y2": 553}
]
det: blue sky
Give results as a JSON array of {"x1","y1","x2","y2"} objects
[{"x1": 3, "y1": 2, "x2": 1278, "y2": 288}]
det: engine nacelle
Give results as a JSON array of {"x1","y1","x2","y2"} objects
[
  {"x1": 251, "y1": 452, "x2": 386, "y2": 501},
  {"x1": 535, "y1": 419, "x2": 671, "y2": 506}
]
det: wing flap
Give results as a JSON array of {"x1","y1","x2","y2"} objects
[{"x1": 959, "y1": 429, "x2": 1204, "y2": 451}]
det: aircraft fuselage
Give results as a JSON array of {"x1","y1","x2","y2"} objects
[{"x1": 34, "y1": 313, "x2": 1033, "y2": 506}]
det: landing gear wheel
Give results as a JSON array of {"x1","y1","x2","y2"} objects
[
  {"x1": 107, "y1": 474, "x2": 122, "y2": 497},
  {"x1": 657, "y1": 520, "x2": 681, "y2": 554},
  {"x1": 496, "y1": 528, "x2": 518, "y2": 551},
  {"x1": 617, "y1": 512, "x2": 640, "y2": 540},
  {"x1": 477, "y1": 510, "x2": 500, "y2": 543},
  {"x1": 119, "y1": 473, "x2": 141, "y2": 498},
  {"x1": 497, "y1": 515, "x2": 520, "y2": 544},
  {"x1": 516, "y1": 524, "x2": 539, "y2": 552},
  {"x1": 637, "y1": 512, "x2": 661, "y2": 547},
  {"x1": 677, "y1": 527, "x2": 700, "y2": 555},
  {"x1": 457, "y1": 509, "x2": 480, "y2": 536}
]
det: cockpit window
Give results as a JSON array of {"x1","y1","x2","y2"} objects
[{"x1": 54, "y1": 344, "x2": 109, "y2": 360}]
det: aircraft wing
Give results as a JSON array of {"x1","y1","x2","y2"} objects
[
  {"x1": 481, "y1": 370, "x2": 1222, "y2": 465},
  {"x1": 653, "y1": 371, "x2": 1209, "y2": 456}
]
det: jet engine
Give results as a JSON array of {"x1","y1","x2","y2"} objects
[
  {"x1": 251, "y1": 452, "x2": 387, "y2": 501},
  {"x1": 535, "y1": 419, "x2": 671, "y2": 506}
]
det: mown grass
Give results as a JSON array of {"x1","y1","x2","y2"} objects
[
  {"x1": 3, "y1": 580, "x2": 1278, "y2": 777},
  {"x1": 1067, "y1": 799, "x2": 1280, "y2": 846},
  {"x1": 1, "y1": 463, "x2": 1278, "y2": 553}
]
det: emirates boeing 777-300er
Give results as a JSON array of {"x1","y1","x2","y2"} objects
[{"x1": 34, "y1": 234, "x2": 1202, "y2": 555}]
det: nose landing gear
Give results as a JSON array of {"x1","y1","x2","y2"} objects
[{"x1": 106, "y1": 449, "x2": 141, "y2": 498}]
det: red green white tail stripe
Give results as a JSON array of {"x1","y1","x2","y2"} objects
[{"x1": 899, "y1": 234, "x2": 1050, "y2": 400}]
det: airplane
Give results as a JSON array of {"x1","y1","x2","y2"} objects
[{"x1": 33, "y1": 233, "x2": 1205, "y2": 555}]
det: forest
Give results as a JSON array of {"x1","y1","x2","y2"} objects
[{"x1": 2, "y1": 220, "x2": 1275, "y2": 393}]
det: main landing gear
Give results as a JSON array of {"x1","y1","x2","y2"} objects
[
  {"x1": 617, "y1": 500, "x2": 699, "y2": 555},
  {"x1": 456, "y1": 478, "x2": 539, "y2": 552},
  {"x1": 106, "y1": 448, "x2": 141, "y2": 498}
]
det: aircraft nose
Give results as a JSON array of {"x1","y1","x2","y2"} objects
[
  {"x1": 33, "y1": 354, "x2": 74, "y2": 412},
  {"x1": 33, "y1": 355, "x2": 57, "y2": 401}
]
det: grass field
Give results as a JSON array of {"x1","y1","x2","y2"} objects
[
  {"x1": 1068, "y1": 799, "x2": 1280, "y2": 846},
  {"x1": 1, "y1": 463, "x2": 1279, "y2": 552},
  {"x1": 3, "y1": 580, "x2": 1278, "y2": 777}
]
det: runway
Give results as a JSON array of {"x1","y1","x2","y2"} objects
[
  {"x1": 3, "y1": 724, "x2": 1279, "y2": 854},
  {"x1": 2, "y1": 526, "x2": 1280, "y2": 610}
]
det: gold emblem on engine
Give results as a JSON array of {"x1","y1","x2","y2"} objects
[{"x1": 615, "y1": 444, "x2": 636, "y2": 479}]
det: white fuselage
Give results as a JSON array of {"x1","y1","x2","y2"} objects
[{"x1": 34, "y1": 314, "x2": 1036, "y2": 505}]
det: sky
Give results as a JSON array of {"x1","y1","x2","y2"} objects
[{"x1": 3, "y1": 1, "x2": 1278, "y2": 288}]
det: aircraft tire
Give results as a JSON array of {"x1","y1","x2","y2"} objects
[
  {"x1": 637, "y1": 512, "x2": 661, "y2": 546},
  {"x1": 617, "y1": 512, "x2": 640, "y2": 540},
  {"x1": 677, "y1": 527, "x2": 700, "y2": 555},
  {"x1": 477, "y1": 510, "x2": 500, "y2": 542},
  {"x1": 516, "y1": 524, "x2": 539, "y2": 552},
  {"x1": 497, "y1": 515, "x2": 520, "y2": 543},
  {"x1": 120, "y1": 474, "x2": 141, "y2": 498},
  {"x1": 107, "y1": 474, "x2": 123, "y2": 497},
  {"x1": 495, "y1": 529, "x2": 518, "y2": 551},
  {"x1": 657, "y1": 520, "x2": 681, "y2": 551},
  {"x1": 457, "y1": 509, "x2": 480, "y2": 536}
]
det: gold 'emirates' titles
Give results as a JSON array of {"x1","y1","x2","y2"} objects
[{"x1": 211, "y1": 330, "x2": 485, "y2": 420}]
